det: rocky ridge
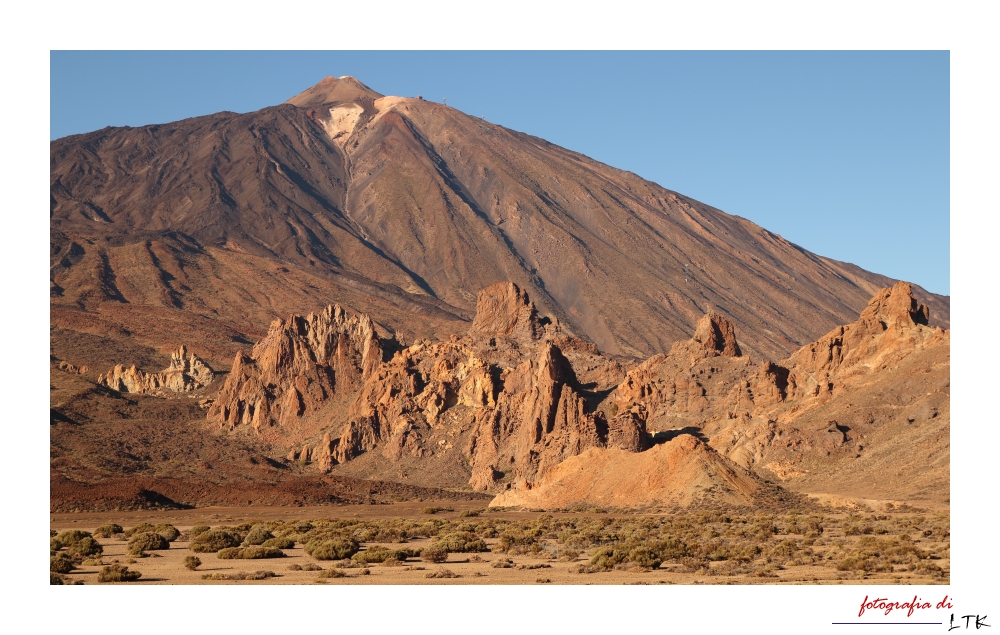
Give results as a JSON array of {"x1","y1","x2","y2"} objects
[
  {"x1": 87, "y1": 280, "x2": 948, "y2": 509},
  {"x1": 208, "y1": 282, "x2": 644, "y2": 491},
  {"x1": 496, "y1": 283, "x2": 949, "y2": 508}
]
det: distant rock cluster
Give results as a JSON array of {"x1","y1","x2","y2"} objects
[{"x1": 98, "y1": 346, "x2": 214, "y2": 394}]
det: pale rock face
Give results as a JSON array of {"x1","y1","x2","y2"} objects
[{"x1": 98, "y1": 345, "x2": 214, "y2": 394}]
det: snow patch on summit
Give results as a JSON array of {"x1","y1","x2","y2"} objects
[{"x1": 322, "y1": 103, "x2": 365, "y2": 147}]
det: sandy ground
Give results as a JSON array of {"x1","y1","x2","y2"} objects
[{"x1": 52, "y1": 503, "x2": 949, "y2": 586}]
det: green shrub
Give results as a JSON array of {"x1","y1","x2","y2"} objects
[
  {"x1": 190, "y1": 525, "x2": 211, "y2": 537},
  {"x1": 190, "y1": 528, "x2": 243, "y2": 553},
  {"x1": 55, "y1": 530, "x2": 91, "y2": 547},
  {"x1": 128, "y1": 532, "x2": 169, "y2": 554},
  {"x1": 124, "y1": 523, "x2": 155, "y2": 538},
  {"x1": 68, "y1": 537, "x2": 104, "y2": 558},
  {"x1": 494, "y1": 528, "x2": 540, "y2": 553},
  {"x1": 217, "y1": 546, "x2": 286, "y2": 560},
  {"x1": 431, "y1": 531, "x2": 488, "y2": 553},
  {"x1": 184, "y1": 555, "x2": 202, "y2": 571},
  {"x1": 242, "y1": 524, "x2": 275, "y2": 546},
  {"x1": 422, "y1": 507, "x2": 454, "y2": 514},
  {"x1": 351, "y1": 546, "x2": 417, "y2": 564},
  {"x1": 50, "y1": 553, "x2": 76, "y2": 574},
  {"x1": 154, "y1": 524, "x2": 181, "y2": 542},
  {"x1": 590, "y1": 546, "x2": 625, "y2": 569},
  {"x1": 421, "y1": 546, "x2": 449, "y2": 563},
  {"x1": 625, "y1": 546, "x2": 663, "y2": 569},
  {"x1": 261, "y1": 537, "x2": 295, "y2": 549},
  {"x1": 50, "y1": 537, "x2": 63, "y2": 552},
  {"x1": 93, "y1": 523, "x2": 124, "y2": 538},
  {"x1": 50, "y1": 572, "x2": 65, "y2": 585},
  {"x1": 351, "y1": 525, "x2": 409, "y2": 543},
  {"x1": 304, "y1": 539, "x2": 360, "y2": 560},
  {"x1": 98, "y1": 564, "x2": 142, "y2": 582}
]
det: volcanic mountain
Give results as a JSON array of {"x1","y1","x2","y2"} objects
[{"x1": 50, "y1": 76, "x2": 948, "y2": 374}]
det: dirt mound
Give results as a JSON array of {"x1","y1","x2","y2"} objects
[{"x1": 489, "y1": 434, "x2": 771, "y2": 509}]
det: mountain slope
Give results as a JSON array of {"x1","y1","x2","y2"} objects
[{"x1": 51, "y1": 76, "x2": 948, "y2": 370}]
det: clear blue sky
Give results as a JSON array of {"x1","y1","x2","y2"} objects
[{"x1": 50, "y1": 51, "x2": 950, "y2": 295}]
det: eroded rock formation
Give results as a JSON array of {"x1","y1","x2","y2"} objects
[
  {"x1": 206, "y1": 280, "x2": 948, "y2": 509},
  {"x1": 98, "y1": 346, "x2": 214, "y2": 394},
  {"x1": 602, "y1": 281, "x2": 949, "y2": 506},
  {"x1": 210, "y1": 283, "x2": 640, "y2": 485},
  {"x1": 669, "y1": 312, "x2": 742, "y2": 358},
  {"x1": 207, "y1": 305, "x2": 382, "y2": 432},
  {"x1": 469, "y1": 282, "x2": 546, "y2": 341}
]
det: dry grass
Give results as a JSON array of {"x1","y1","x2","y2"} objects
[
  {"x1": 98, "y1": 564, "x2": 142, "y2": 582},
  {"x1": 201, "y1": 570, "x2": 277, "y2": 581},
  {"x1": 421, "y1": 506, "x2": 454, "y2": 514},
  {"x1": 425, "y1": 568, "x2": 459, "y2": 578},
  {"x1": 420, "y1": 546, "x2": 448, "y2": 563},
  {"x1": 316, "y1": 568, "x2": 346, "y2": 579}
]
